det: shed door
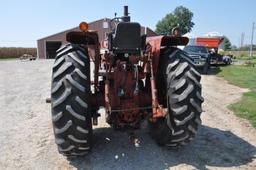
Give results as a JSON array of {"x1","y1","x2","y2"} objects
[{"x1": 46, "y1": 41, "x2": 62, "y2": 59}]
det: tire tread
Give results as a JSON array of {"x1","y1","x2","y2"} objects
[{"x1": 51, "y1": 43, "x2": 92, "y2": 156}]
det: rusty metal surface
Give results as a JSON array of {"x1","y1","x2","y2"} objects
[
  {"x1": 66, "y1": 31, "x2": 99, "y2": 45},
  {"x1": 146, "y1": 35, "x2": 189, "y2": 75},
  {"x1": 66, "y1": 30, "x2": 188, "y2": 128},
  {"x1": 104, "y1": 60, "x2": 152, "y2": 128}
]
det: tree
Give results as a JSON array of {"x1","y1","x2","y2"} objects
[
  {"x1": 155, "y1": 6, "x2": 194, "y2": 35},
  {"x1": 223, "y1": 36, "x2": 232, "y2": 50}
]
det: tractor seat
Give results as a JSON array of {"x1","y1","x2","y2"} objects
[{"x1": 112, "y1": 22, "x2": 141, "y2": 54}]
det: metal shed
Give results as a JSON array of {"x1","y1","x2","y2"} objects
[{"x1": 37, "y1": 18, "x2": 157, "y2": 59}]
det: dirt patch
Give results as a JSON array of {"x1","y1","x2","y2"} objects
[{"x1": 0, "y1": 60, "x2": 255, "y2": 170}]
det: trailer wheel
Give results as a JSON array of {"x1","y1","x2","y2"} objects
[
  {"x1": 150, "y1": 47, "x2": 204, "y2": 147},
  {"x1": 51, "y1": 43, "x2": 92, "y2": 156}
]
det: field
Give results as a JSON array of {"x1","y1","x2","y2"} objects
[
  {"x1": 218, "y1": 65, "x2": 256, "y2": 127},
  {"x1": 0, "y1": 47, "x2": 37, "y2": 59},
  {"x1": 234, "y1": 55, "x2": 256, "y2": 64}
]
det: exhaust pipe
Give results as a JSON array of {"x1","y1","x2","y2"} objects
[
  {"x1": 122, "y1": 6, "x2": 130, "y2": 22},
  {"x1": 124, "y1": 6, "x2": 129, "y2": 17}
]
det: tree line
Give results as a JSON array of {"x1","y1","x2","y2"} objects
[
  {"x1": 230, "y1": 44, "x2": 256, "y2": 51},
  {"x1": 0, "y1": 47, "x2": 37, "y2": 59}
]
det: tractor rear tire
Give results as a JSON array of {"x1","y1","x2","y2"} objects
[
  {"x1": 150, "y1": 47, "x2": 204, "y2": 147},
  {"x1": 51, "y1": 43, "x2": 92, "y2": 156}
]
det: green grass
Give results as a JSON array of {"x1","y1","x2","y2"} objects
[
  {"x1": 234, "y1": 55, "x2": 256, "y2": 63},
  {"x1": 217, "y1": 65, "x2": 256, "y2": 127},
  {"x1": 218, "y1": 65, "x2": 256, "y2": 89},
  {"x1": 229, "y1": 92, "x2": 256, "y2": 127}
]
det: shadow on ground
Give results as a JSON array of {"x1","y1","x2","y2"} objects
[
  {"x1": 68, "y1": 124, "x2": 256, "y2": 170},
  {"x1": 205, "y1": 63, "x2": 238, "y2": 75},
  {"x1": 206, "y1": 66, "x2": 221, "y2": 75}
]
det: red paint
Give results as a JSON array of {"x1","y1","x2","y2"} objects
[
  {"x1": 83, "y1": 34, "x2": 189, "y2": 128},
  {"x1": 196, "y1": 37, "x2": 224, "y2": 48}
]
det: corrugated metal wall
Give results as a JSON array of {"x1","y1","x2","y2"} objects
[{"x1": 37, "y1": 19, "x2": 157, "y2": 59}]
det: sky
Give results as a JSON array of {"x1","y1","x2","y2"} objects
[{"x1": 0, "y1": 0, "x2": 255, "y2": 47}]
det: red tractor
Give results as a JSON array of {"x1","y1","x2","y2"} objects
[{"x1": 50, "y1": 6, "x2": 203, "y2": 156}]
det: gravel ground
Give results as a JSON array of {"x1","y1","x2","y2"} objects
[{"x1": 0, "y1": 60, "x2": 256, "y2": 170}]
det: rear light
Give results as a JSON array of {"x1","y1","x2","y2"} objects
[{"x1": 79, "y1": 22, "x2": 89, "y2": 32}]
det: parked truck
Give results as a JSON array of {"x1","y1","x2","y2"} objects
[{"x1": 196, "y1": 37, "x2": 231, "y2": 65}]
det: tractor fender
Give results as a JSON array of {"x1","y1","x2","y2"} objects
[
  {"x1": 146, "y1": 35, "x2": 189, "y2": 75},
  {"x1": 66, "y1": 31, "x2": 100, "y2": 45},
  {"x1": 66, "y1": 31, "x2": 101, "y2": 86}
]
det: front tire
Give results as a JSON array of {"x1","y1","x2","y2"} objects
[
  {"x1": 150, "y1": 48, "x2": 204, "y2": 147},
  {"x1": 51, "y1": 43, "x2": 92, "y2": 156}
]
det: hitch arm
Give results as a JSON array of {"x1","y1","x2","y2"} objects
[{"x1": 149, "y1": 55, "x2": 167, "y2": 119}]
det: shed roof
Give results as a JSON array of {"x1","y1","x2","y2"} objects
[{"x1": 38, "y1": 18, "x2": 157, "y2": 41}]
